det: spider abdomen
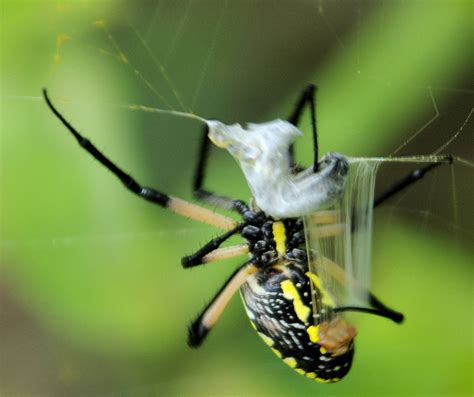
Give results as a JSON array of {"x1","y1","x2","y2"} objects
[{"x1": 240, "y1": 264, "x2": 354, "y2": 383}]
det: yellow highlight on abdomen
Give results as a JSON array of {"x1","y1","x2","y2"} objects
[
  {"x1": 306, "y1": 325, "x2": 320, "y2": 343},
  {"x1": 280, "y1": 280, "x2": 310, "y2": 323},
  {"x1": 272, "y1": 221, "x2": 286, "y2": 255}
]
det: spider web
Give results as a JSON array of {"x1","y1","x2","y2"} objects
[{"x1": 1, "y1": 1, "x2": 473, "y2": 396}]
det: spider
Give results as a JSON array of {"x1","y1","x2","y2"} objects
[{"x1": 43, "y1": 85, "x2": 446, "y2": 383}]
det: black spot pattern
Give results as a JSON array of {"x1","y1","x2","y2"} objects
[{"x1": 240, "y1": 263, "x2": 354, "y2": 382}]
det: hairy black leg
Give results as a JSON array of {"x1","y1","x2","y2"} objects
[
  {"x1": 363, "y1": 157, "x2": 453, "y2": 322},
  {"x1": 367, "y1": 293, "x2": 404, "y2": 323},
  {"x1": 181, "y1": 223, "x2": 245, "y2": 268},
  {"x1": 334, "y1": 304, "x2": 404, "y2": 324},
  {"x1": 44, "y1": 89, "x2": 170, "y2": 206},
  {"x1": 188, "y1": 260, "x2": 257, "y2": 347},
  {"x1": 374, "y1": 157, "x2": 452, "y2": 208},
  {"x1": 287, "y1": 84, "x2": 319, "y2": 172},
  {"x1": 193, "y1": 125, "x2": 250, "y2": 214},
  {"x1": 43, "y1": 89, "x2": 237, "y2": 230}
]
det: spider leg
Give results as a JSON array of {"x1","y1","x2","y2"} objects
[
  {"x1": 200, "y1": 244, "x2": 249, "y2": 264},
  {"x1": 181, "y1": 224, "x2": 245, "y2": 268},
  {"x1": 368, "y1": 157, "x2": 453, "y2": 320},
  {"x1": 334, "y1": 304, "x2": 404, "y2": 323},
  {"x1": 312, "y1": 253, "x2": 404, "y2": 323},
  {"x1": 193, "y1": 124, "x2": 250, "y2": 215},
  {"x1": 367, "y1": 293, "x2": 404, "y2": 323},
  {"x1": 188, "y1": 260, "x2": 258, "y2": 347},
  {"x1": 43, "y1": 89, "x2": 237, "y2": 231},
  {"x1": 336, "y1": 160, "x2": 452, "y2": 321},
  {"x1": 374, "y1": 158, "x2": 452, "y2": 208},
  {"x1": 287, "y1": 84, "x2": 319, "y2": 172}
]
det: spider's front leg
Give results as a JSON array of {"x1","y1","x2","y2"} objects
[
  {"x1": 43, "y1": 89, "x2": 237, "y2": 231},
  {"x1": 287, "y1": 84, "x2": 319, "y2": 172}
]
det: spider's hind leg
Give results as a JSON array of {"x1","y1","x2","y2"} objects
[
  {"x1": 188, "y1": 260, "x2": 257, "y2": 347},
  {"x1": 367, "y1": 293, "x2": 404, "y2": 323},
  {"x1": 181, "y1": 224, "x2": 246, "y2": 268}
]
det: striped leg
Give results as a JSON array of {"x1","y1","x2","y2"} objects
[
  {"x1": 181, "y1": 224, "x2": 246, "y2": 268},
  {"x1": 188, "y1": 260, "x2": 258, "y2": 347},
  {"x1": 43, "y1": 89, "x2": 237, "y2": 231}
]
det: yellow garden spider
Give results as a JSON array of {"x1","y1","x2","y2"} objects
[{"x1": 43, "y1": 85, "x2": 447, "y2": 383}]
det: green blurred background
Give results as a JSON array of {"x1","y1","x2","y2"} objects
[{"x1": 1, "y1": 1, "x2": 473, "y2": 396}]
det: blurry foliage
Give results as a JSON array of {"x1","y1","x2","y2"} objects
[{"x1": 1, "y1": 0, "x2": 472, "y2": 396}]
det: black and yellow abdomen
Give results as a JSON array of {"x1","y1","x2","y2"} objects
[{"x1": 240, "y1": 262, "x2": 354, "y2": 383}]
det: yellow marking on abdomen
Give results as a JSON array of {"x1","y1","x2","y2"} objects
[
  {"x1": 306, "y1": 271, "x2": 322, "y2": 289},
  {"x1": 258, "y1": 332, "x2": 274, "y2": 347},
  {"x1": 280, "y1": 280, "x2": 310, "y2": 323},
  {"x1": 271, "y1": 348, "x2": 282, "y2": 358},
  {"x1": 306, "y1": 325, "x2": 320, "y2": 343},
  {"x1": 283, "y1": 357, "x2": 297, "y2": 368},
  {"x1": 272, "y1": 221, "x2": 286, "y2": 255},
  {"x1": 315, "y1": 377, "x2": 334, "y2": 384},
  {"x1": 306, "y1": 271, "x2": 335, "y2": 307}
]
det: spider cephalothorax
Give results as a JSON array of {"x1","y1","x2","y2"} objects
[
  {"x1": 240, "y1": 214, "x2": 307, "y2": 265},
  {"x1": 44, "y1": 83, "x2": 447, "y2": 382}
]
